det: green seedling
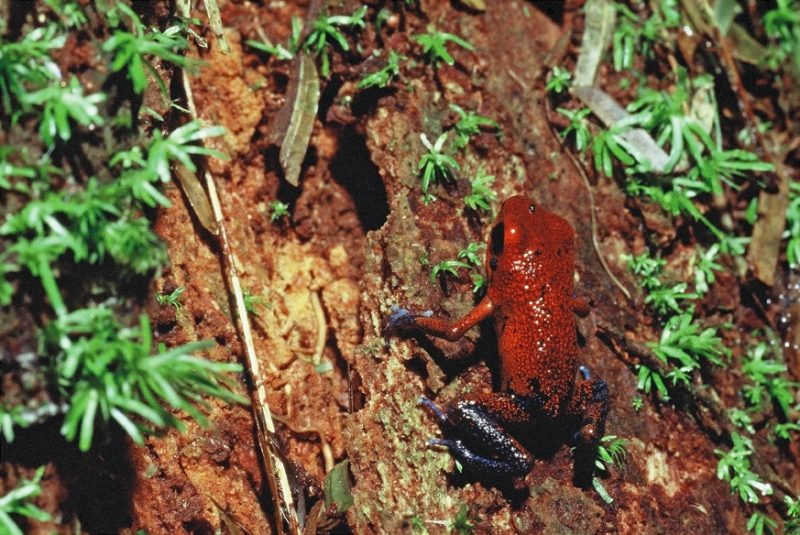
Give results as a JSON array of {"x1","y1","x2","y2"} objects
[
  {"x1": 464, "y1": 168, "x2": 497, "y2": 212},
  {"x1": 592, "y1": 435, "x2": 628, "y2": 503},
  {"x1": 418, "y1": 132, "x2": 459, "y2": 203},
  {"x1": 648, "y1": 312, "x2": 729, "y2": 386},
  {"x1": 715, "y1": 433, "x2": 773, "y2": 504},
  {"x1": 414, "y1": 29, "x2": 474, "y2": 66},
  {"x1": 557, "y1": 108, "x2": 591, "y2": 154},
  {"x1": 545, "y1": 66, "x2": 572, "y2": 94},
  {"x1": 243, "y1": 290, "x2": 270, "y2": 317},
  {"x1": 304, "y1": 6, "x2": 368, "y2": 77},
  {"x1": 102, "y1": 4, "x2": 193, "y2": 95},
  {"x1": 450, "y1": 104, "x2": 500, "y2": 150},
  {"x1": 269, "y1": 200, "x2": 290, "y2": 222},
  {"x1": 44, "y1": 310, "x2": 246, "y2": 451},
  {"x1": 742, "y1": 339, "x2": 798, "y2": 417},
  {"x1": 449, "y1": 504, "x2": 475, "y2": 535},
  {"x1": 747, "y1": 511, "x2": 777, "y2": 535},
  {"x1": 0, "y1": 466, "x2": 51, "y2": 535},
  {"x1": 21, "y1": 76, "x2": 105, "y2": 148},
  {"x1": 693, "y1": 244, "x2": 723, "y2": 296},
  {"x1": 0, "y1": 24, "x2": 65, "y2": 115},
  {"x1": 156, "y1": 286, "x2": 185, "y2": 311},
  {"x1": 430, "y1": 259, "x2": 471, "y2": 283},
  {"x1": 457, "y1": 242, "x2": 485, "y2": 266},
  {"x1": 246, "y1": 17, "x2": 302, "y2": 61},
  {"x1": 358, "y1": 50, "x2": 403, "y2": 89}
]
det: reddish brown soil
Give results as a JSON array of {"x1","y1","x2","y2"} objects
[{"x1": 2, "y1": 1, "x2": 798, "y2": 534}]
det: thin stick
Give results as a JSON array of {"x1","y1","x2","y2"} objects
[{"x1": 174, "y1": 11, "x2": 299, "y2": 532}]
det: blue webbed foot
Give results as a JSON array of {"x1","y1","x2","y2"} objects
[{"x1": 384, "y1": 305, "x2": 433, "y2": 335}]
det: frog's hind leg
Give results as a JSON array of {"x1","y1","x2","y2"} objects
[
  {"x1": 567, "y1": 365, "x2": 609, "y2": 446},
  {"x1": 420, "y1": 393, "x2": 534, "y2": 477}
]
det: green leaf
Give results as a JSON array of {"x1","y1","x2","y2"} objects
[{"x1": 323, "y1": 460, "x2": 353, "y2": 514}]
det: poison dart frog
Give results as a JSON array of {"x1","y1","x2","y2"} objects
[{"x1": 386, "y1": 195, "x2": 609, "y2": 476}]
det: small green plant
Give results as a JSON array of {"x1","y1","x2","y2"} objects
[
  {"x1": 545, "y1": 66, "x2": 572, "y2": 94},
  {"x1": 464, "y1": 168, "x2": 497, "y2": 212},
  {"x1": 631, "y1": 397, "x2": 644, "y2": 411},
  {"x1": 448, "y1": 504, "x2": 475, "y2": 535},
  {"x1": 636, "y1": 364, "x2": 669, "y2": 400},
  {"x1": 246, "y1": 17, "x2": 302, "y2": 61},
  {"x1": 358, "y1": 50, "x2": 403, "y2": 89},
  {"x1": 0, "y1": 24, "x2": 65, "y2": 116},
  {"x1": 595, "y1": 435, "x2": 628, "y2": 473},
  {"x1": 414, "y1": 29, "x2": 474, "y2": 66},
  {"x1": 785, "y1": 495, "x2": 800, "y2": 534},
  {"x1": 592, "y1": 435, "x2": 628, "y2": 503},
  {"x1": 786, "y1": 180, "x2": 800, "y2": 268},
  {"x1": 591, "y1": 126, "x2": 636, "y2": 178},
  {"x1": 457, "y1": 242, "x2": 484, "y2": 266},
  {"x1": 470, "y1": 273, "x2": 487, "y2": 294},
  {"x1": 742, "y1": 339, "x2": 798, "y2": 418},
  {"x1": 627, "y1": 252, "x2": 665, "y2": 291},
  {"x1": 648, "y1": 313, "x2": 729, "y2": 386},
  {"x1": 418, "y1": 133, "x2": 459, "y2": 203},
  {"x1": 269, "y1": 200, "x2": 290, "y2": 222},
  {"x1": 20, "y1": 71, "x2": 106, "y2": 148},
  {"x1": 693, "y1": 244, "x2": 723, "y2": 296},
  {"x1": 243, "y1": 290, "x2": 270, "y2": 317},
  {"x1": 449, "y1": 104, "x2": 500, "y2": 150},
  {"x1": 715, "y1": 433, "x2": 773, "y2": 504},
  {"x1": 644, "y1": 283, "x2": 698, "y2": 316},
  {"x1": 430, "y1": 259, "x2": 471, "y2": 283},
  {"x1": 102, "y1": 4, "x2": 193, "y2": 95},
  {"x1": 747, "y1": 511, "x2": 777, "y2": 535},
  {"x1": 0, "y1": 466, "x2": 51, "y2": 535},
  {"x1": 156, "y1": 286, "x2": 185, "y2": 311},
  {"x1": 304, "y1": 6, "x2": 368, "y2": 77},
  {"x1": 611, "y1": 0, "x2": 680, "y2": 71},
  {"x1": 729, "y1": 407, "x2": 756, "y2": 434},
  {"x1": 44, "y1": 0, "x2": 89, "y2": 29},
  {"x1": 557, "y1": 107, "x2": 591, "y2": 154},
  {"x1": 762, "y1": 0, "x2": 800, "y2": 71},
  {"x1": 42, "y1": 309, "x2": 246, "y2": 451}
]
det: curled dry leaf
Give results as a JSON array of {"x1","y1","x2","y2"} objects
[{"x1": 274, "y1": 52, "x2": 321, "y2": 187}]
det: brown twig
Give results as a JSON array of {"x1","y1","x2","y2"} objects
[{"x1": 542, "y1": 95, "x2": 633, "y2": 301}]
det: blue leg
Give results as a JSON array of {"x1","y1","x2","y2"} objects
[{"x1": 419, "y1": 395, "x2": 534, "y2": 477}]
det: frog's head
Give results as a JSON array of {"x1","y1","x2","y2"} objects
[{"x1": 485, "y1": 195, "x2": 574, "y2": 279}]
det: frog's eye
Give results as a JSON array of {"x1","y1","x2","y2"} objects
[
  {"x1": 529, "y1": 203, "x2": 536, "y2": 213},
  {"x1": 490, "y1": 223, "x2": 504, "y2": 256}
]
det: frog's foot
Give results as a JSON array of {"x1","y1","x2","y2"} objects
[
  {"x1": 570, "y1": 366, "x2": 609, "y2": 447},
  {"x1": 428, "y1": 437, "x2": 532, "y2": 477},
  {"x1": 423, "y1": 398, "x2": 533, "y2": 476},
  {"x1": 384, "y1": 306, "x2": 433, "y2": 335}
]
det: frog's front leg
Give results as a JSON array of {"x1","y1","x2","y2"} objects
[
  {"x1": 567, "y1": 365, "x2": 610, "y2": 446},
  {"x1": 420, "y1": 392, "x2": 534, "y2": 477},
  {"x1": 386, "y1": 296, "x2": 494, "y2": 341}
]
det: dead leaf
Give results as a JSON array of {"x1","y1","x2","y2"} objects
[{"x1": 277, "y1": 53, "x2": 321, "y2": 187}]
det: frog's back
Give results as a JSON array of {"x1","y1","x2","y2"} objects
[{"x1": 487, "y1": 203, "x2": 579, "y2": 414}]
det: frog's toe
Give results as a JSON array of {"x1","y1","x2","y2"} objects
[
  {"x1": 428, "y1": 437, "x2": 458, "y2": 449},
  {"x1": 419, "y1": 396, "x2": 449, "y2": 425},
  {"x1": 578, "y1": 365, "x2": 592, "y2": 380},
  {"x1": 384, "y1": 305, "x2": 428, "y2": 335}
]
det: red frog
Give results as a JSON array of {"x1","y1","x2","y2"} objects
[{"x1": 386, "y1": 195, "x2": 609, "y2": 476}]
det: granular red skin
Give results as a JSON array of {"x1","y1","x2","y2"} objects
[{"x1": 485, "y1": 195, "x2": 580, "y2": 416}]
